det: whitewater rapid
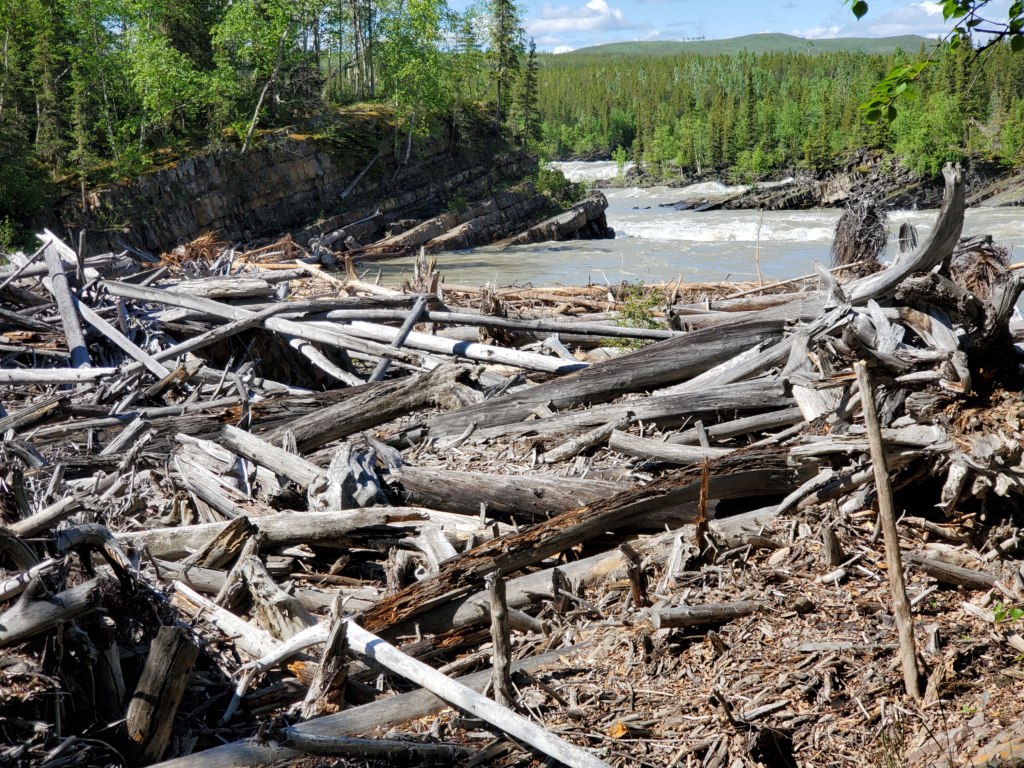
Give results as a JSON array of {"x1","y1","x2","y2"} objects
[{"x1": 373, "y1": 162, "x2": 1024, "y2": 288}]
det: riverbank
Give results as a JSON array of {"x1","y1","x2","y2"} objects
[{"x1": 553, "y1": 151, "x2": 1024, "y2": 212}]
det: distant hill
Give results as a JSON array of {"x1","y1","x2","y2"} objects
[{"x1": 549, "y1": 33, "x2": 935, "y2": 58}]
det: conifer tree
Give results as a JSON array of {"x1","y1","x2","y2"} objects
[
  {"x1": 511, "y1": 37, "x2": 539, "y2": 145},
  {"x1": 486, "y1": 0, "x2": 524, "y2": 133}
]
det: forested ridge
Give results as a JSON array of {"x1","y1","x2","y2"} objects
[
  {"x1": 2, "y1": 0, "x2": 1024, "y2": 248},
  {"x1": 534, "y1": 42, "x2": 1024, "y2": 181}
]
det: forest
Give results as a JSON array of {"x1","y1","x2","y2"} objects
[
  {"x1": 0, "y1": 0, "x2": 539, "y2": 230},
  {"x1": 534, "y1": 41, "x2": 1024, "y2": 181},
  {"x1": 2, "y1": 0, "x2": 1024, "y2": 239}
]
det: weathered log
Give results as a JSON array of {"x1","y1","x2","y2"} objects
[
  {"x1": 650, "y1": 601, "x2": 761, "y2": 629},
  {"x1": 0, "y1": 558, "x2": 60, "y2": 602},
  {"x1": 848, "y1": 164, "x2": 964, "y2": 304},
  {"x1": 539, "y1": 414, "x2": 635, "y2": 464},
  {"x1": 267, "y1": 363, "x2": 484, "y2": 452},
  {"x1": 904, "y1": 553, "x2": 997, "y2": 591},
  {"x1": 150, "y1": 643, "x2": 586, "y2": 768},
  {"x1": 608, "y1": 430, "x2": 732, "y2": 464},
  {"x1": 0, "y1": 368, "x2": 117, "y2": 384},
  {"x1": 359, "y1": 448, "x2": 807, "y2": 636},
  {"x1": 398, "y1": 379, "x2": 795, "y2": 444},
  {"x1": 153, "y1": 560, "x2": 373, "y2": 613},
  {"x1": 125, "y1": 626, "x2": 199, "y2": 767},
  {"x1": 399, "y1": 316, "x2": 791, "y2": 442},
  {"x1": 300, "y1": 616, "x2": 348, "y2": 720},
  {"x1": 219, "y1": 425, "x2": 324, "y2": 488},
  {"x1": 40, "y1": 231, "x2": 90, "y2": 368},
  {"x1": 102, "y1": 281, "x2": 424, "y2": 365},
  {"x1": 821, "y1": 523, "x2": 845, "y2": 568},
  {"x1": 485, "y1": 571, "x2": 516, "y2": 709},
  {"x1": 180, "y1": 515, "x2": 256, "y2": 568},
  {"x1": 319, "y1": 308, "x2": 682, "y2": 340},
  {"x1": 0, "y1": 394, "x2": 69, "y2": 434},
  {"x1": 241, "y1": 555, "x2": 318, "y2": 640},
  {"x1": 276, "y1": 731, "x2": 468, "y2": 763},
  {"x1": 114, "y1": 509, "x2": 397, "y2": 561},
  {"x1": 9, "y1": 496, "x2": 82, "y2": 538},
  {"x1": 668, "y1": 407, "x2": 805, "y2": 445},
  {"x1": 75, "y1": 297, "x2": 172, "y2": 378},
  {"x1": 389, "y1": 466, "x2": 625, "y2": 522},
  {"x1": 368, "y1": 294, "x2": 428, "y2": 381},
  {"x1": 0, "y1": 578, "x2": 101, "y2": 646}
]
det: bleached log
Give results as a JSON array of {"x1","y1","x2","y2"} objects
[
  {"x1": 150, "y1": 643, "x2": 585, "y2": 768},
  {"x1": 0, "y1": 368, "x2": 117, "y2": 384},
  {"x1": 0, "y1": 559, "x2": 61, "y2": 602},
  {"x1": 75, "y1": 297, "x2": 171, "y2": 379},
  {"x1": 608, "y1": 430, "x2": 731, "y2": 464},
  {"x1": 846, "y1": 163, "x2": 964, "y2": 305},
  {"x1": 277, "y1": 731, "x2": 468, "y2": 762},
  {"x1": 39, "y1": 231, "x2": 90, "y2": 368},
  {"x1": 0, "y1": 578, "x2": 101, "y2": 646},
  {"x1": 336, "y1": 319, "x2": 588, "y2": 374},
  {"x1": 115, "y1": 508, "x2": 400, "y2": 561},
  {"x1": 318, "y1": 308, "x2": 682, "y2": 340},
  {"x1": 10, "y1": 496, "x2": 83, "y2": 537}
]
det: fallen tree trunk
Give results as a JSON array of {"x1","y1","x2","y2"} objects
[
  {"x1": 402, "y1": 317, "x2": 790, "y2": 441},
  {"x1": 150, "y1": 643, "x2": 588, "y2": 768},
  {"x1": 649, "y1": 601, "x2": 761, "y2": 629},
  {"x1": 0, "y1": 578, "x2": 102, "y2": 646},
  {"x1": 268, "y1": 363, "x2": 484, "y2": 452},
  {"x1": 395, "y1": 379, "x2": 795, "y2": 444},
  {"x1": 360, "y1": 448, "x2": 807, "y2": 635}
]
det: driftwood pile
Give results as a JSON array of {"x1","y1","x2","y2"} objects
[{"x1": 2, "y1": 163, "x2": 1024, "y2": 768}]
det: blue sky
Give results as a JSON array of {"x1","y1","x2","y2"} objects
[{"x1": 516, "y1": 0, "x2": 966, "y2": 53}]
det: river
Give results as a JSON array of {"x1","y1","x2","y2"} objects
[{"x1": 376, "y1": 160, "x2": 1024, "y2": 289}]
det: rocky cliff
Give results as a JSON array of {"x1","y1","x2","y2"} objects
[
  {"x1": 654, "y1": 152, "x2": 1024, "y2": 212},
  {"x1": 33, "y1": 110, "x2": 611, "y2": 258}
]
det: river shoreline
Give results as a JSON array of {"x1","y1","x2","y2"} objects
[{"x1": 550, "y1": 151, "x2": 1024, "y2": 212}]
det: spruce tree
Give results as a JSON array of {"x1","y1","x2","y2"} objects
[
  {"x1": 487, "y1": 0, "x2": 524, "y2": 133},
  {"x1": 512, "y1": 37, "x2": 539, "y2": 145}
]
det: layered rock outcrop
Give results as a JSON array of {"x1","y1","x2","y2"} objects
[{"x1": 33, "y1": 116, "x2": 613, "y2": 258}]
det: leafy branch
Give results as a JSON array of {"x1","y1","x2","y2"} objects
[{"x1": 849, "y1": 0, "x2": 1024, "y2": 123}]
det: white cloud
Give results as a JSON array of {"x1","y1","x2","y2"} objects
[
  {"x1": 797, "y1": 25, "x2": 841, "y2": 38},
  {"x1": 528, "y1": 0, "x2": 641, "y2": 35},
  {"x1": 796, "y1": 1, "x2": 963, "y2": 39},
  {"x1": 553, "y1": 45, "x2": 575, "y2": 53}
]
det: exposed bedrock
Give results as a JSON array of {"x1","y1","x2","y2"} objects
[{"x1": 32, "y1": 119, "x2": 612, "y2": 258}]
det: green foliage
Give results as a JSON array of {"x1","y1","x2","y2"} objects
[
  {"x1": 534, "y1": 41, "x2": 1024, "y2": 179},
  {"x1": 0, "y1": 127, "x2": 53, "y2": 221},
  {"x1": 605, "y1": 281, "x2": 663, "y2": 351},
  {"x1": 0, "y1": 216, "x2": 16, "y2": 252},
  {"x1": 994, "y1": 603, "x2": 1024, "y2": 624},
  {"x1": 891, "y1": 91, "x2": 966, "y2": 175},
  {"x1": 532, "y1": 161, "x2": 588, "y2": 208},
  {"x1": 612, "y1": 145, "x2": 627, "y2": 178},
  {"x1": 849, "y1": 0, "x2": 1024, "y2": 120},
  {"x1": 486, "y1": 0, "x2": 525, "y2": 127},
  {"x1": 0, "y1": 0, "x2": 526, "y2": 222}
]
